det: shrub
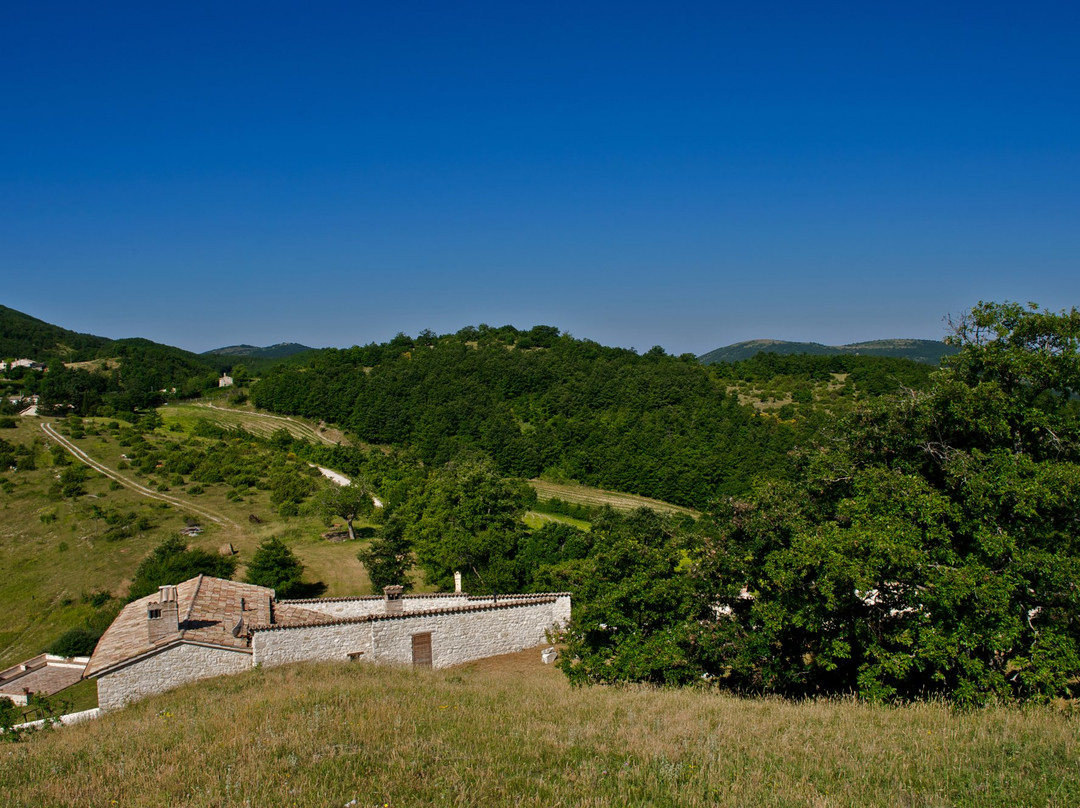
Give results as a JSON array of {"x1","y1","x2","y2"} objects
[
  {"x1": 244, "y1": 537, "x2": 305, "y2": 597},
  {"x1": 47, "y1": 626, "x2": 102, "y2": 657}
]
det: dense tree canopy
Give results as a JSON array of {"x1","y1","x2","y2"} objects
[
  {"x1": 251, "y1": 326, "x2": 812, "y2": 507},
  {"x1": 403, "y1": 452, "x2": 535, "y2": 593},
  {"x1": 688, "y1": 302, "x2": 1080, "y2": 703},
  {"x1": 245, "y1": 537, "x2": 306, "y2": 598}
]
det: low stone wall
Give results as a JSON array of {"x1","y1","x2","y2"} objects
[
  {"x1": 97, "y1": 643, "x2": 251, "y2": 711},
  {"x1": 252, "y1": 621, "x2": 374, "y2": 668},
  {"x1": 254, "y1": 597, "x2": 568, "y2": 671}
]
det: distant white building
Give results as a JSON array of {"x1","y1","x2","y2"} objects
[
  {"x1": 5, "y1": 359, "x2": 46, "y2": 372},
  {"x1": 218, "y1": 374, "x2": 234, "y2": 387}
]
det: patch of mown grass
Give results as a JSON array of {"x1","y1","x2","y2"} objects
[
  {"x1": 160, "y1": 403, "x2": 336, "y2": 445},
  {"x1": 529, "y1": 478, "x2": 699, "y2": 518},
  {"x1": 4, "y1": 653, "x2": 1078, "y2": 807},
  {"x1": 523, "y1": 510, "x2": 592, "y2": 531}
]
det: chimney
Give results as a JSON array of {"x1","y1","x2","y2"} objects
[
  {"x1": 454, "y1": 571, "x2": 462, "y2": 594},
  {"x1": 147, "y1": 585, "x2": 180, "y2": 644},
  {"x1": 383, "y1": 585, "x2": 404, "y2": 614}
]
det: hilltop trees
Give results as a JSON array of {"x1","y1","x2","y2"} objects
[
  {"x1": 251, "y1": 326, "x2": 803, "y2": 508},
  {"x1": 691, "y1": 302, "x2": 1080, "y2": 704}
]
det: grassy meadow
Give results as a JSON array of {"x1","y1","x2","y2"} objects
[
  {"x1": 529, "y1": 479, "x2": 699, "y2": 518},
  {"x1": 4, "y1": 648, "x2": 1078, "y2": 807},
  {"x1": 159, "y1": 400, "x2": 349, "y2": 446}
]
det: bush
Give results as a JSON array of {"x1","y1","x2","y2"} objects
[
  {"x1": 127, "y1": 537, "x2": 238, "y2": 601},
  {"x1": 245, "y1": 537, "x2": 305, "y2": 597},
  {"x1": 47, "y1": 626, "x2": 102, "y2": 657}
]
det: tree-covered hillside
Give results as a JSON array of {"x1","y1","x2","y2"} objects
[
  {"x1": 699, "y1": 337, "x2": 957, "y2": 365},
  {"x1": 564, "y1": 302, "x2": 1080, "y2": 704},
  {"x1": 251, "y1": 326, "x2": 938, "y2": 509},
  {"x1": 0, "y1": 306, "x2": 220, "y2": 415},
  {"x1": 0, "y1": 304, "x2": 111, "y2": 360}
]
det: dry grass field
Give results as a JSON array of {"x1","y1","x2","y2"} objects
[{"x1": 3, "y1": 647, "x2": 1078, "y2": 807}]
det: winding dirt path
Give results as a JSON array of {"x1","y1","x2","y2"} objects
[{"x1": 41, "y1": 421, "x2": 242, "y2": 533}]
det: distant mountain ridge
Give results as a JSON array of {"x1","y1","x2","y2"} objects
[
  {"x1": 203, "y1": 343, "x2": 315, "y2": 359},
  {"x1": 698, "y1": 338, "x2": 957, "y2": 365}
]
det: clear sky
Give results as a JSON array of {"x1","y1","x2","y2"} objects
[{"x1": 2, "y1": 1, "x2": 1078, "y2": 355}]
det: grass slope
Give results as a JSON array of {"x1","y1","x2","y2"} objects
[
  {"x1": 160, "y1": 402, "x2": 348, "y2": 446},
  {"x1": 3, "y1": 649, "x2": 1077, "y2": 807},
  {"x1": 530, "y1": 479, "x2": 699, "y2": 517}
]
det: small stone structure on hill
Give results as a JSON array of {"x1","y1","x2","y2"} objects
[
  {"x1": 0, "y1": 654, "x2": 90, "y2": 705},
  {"x1": 84, "y1": 575, "x2": 570, "y2": 710}
]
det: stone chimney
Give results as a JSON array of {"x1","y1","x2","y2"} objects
[
  {"x1": 454, "y1": 571, "x2": 462, "y2": 593},
  {"x1": 383, "y1": 585, "x2": 404, "y2": 614},
  {"x1": 147, "y1": 585, "x2": 180, "y2": 644}
]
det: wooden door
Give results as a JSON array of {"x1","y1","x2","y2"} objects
[{"x1": 411, "y1": 632, "x2": 432, "y2": 668}]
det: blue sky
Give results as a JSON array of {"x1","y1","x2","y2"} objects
[{"x1": 2, "y1": 1, "x2": 1078, "y2": 355}]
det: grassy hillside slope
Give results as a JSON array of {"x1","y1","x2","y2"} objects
[{"x1": 4, "y1": 650, "x2": 1077, "y2": 807}]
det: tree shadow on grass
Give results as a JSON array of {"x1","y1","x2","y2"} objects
[{"x1": 288, "y1": 580, "x2": 328, "y2": 599}]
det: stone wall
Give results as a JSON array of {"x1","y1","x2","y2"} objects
[
  {"x1": 252, "y1": 621, "x2": 374, "y2": 668},
  {"x1": 97, "y1": 643, "x2": 251, "y2": 711},
  {"x1": 255, "y1": 598, "x2": 568, "y2": 671},
  {"x1": 369, "y1": 600, "x2": 564, "y2": 668}
]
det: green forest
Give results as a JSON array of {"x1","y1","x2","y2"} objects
[
  {"x1": 250, "y1": 324, "x2": 937, "y2": 508},
  {"x1": 0, "y1": 306, "x2": 227, "y2": 415}
]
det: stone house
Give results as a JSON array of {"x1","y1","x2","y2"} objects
[{"x1": 84, "y1": 575, "x2": 570, "y2": 710}]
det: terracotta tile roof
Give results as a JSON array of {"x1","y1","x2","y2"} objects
[{"x1": 85, "y1": 576, "x2": 324, "y2": 677}]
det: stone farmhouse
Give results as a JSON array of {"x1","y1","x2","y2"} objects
[{"x1": 84, "y1": 575, "x2": 571, "y2": 710}]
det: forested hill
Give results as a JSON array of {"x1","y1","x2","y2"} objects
[
  {"x1": 0, "y1": 305, "x2": 220, "y2": 414},
  {"x1": 203, "y1": 342, "x2": 314, "y2": 359},
  {"x1": 0, "y1": 304, "x2": 111, "y2": 360},
  {"x1": 698, "y1": 338, "x2": 957, "y2": 365},
  {"x1": 251, "y1": 326, "x2": 937, "y2": 509}
]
